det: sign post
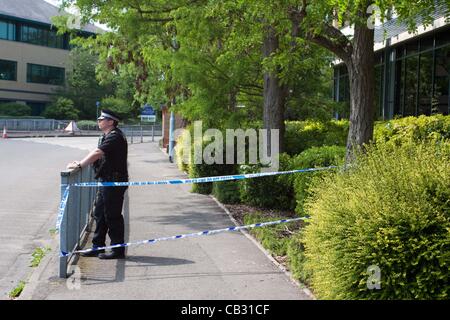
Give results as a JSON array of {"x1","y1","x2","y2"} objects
[{"x1": 140, "y1": 104, "x2": 156, "y2": 123}]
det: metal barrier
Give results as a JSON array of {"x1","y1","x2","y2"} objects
[
  {"x1": 121, "y1": 125, "x2": 162, "y2": 144},
  {"x1": 59, "y1": 166, "x2": 98, "y2": 278},
  {"x1": 0, "y1": 119, "x2": 69, "y2": 131}
]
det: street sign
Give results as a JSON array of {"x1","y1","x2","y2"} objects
[{"x1": 140, "y1": 104, "x2": 156, "y2": 122}]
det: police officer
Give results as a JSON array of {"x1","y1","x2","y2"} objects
[{"x1": 67, "y1": 109, "x2": 128, "y2": 259}]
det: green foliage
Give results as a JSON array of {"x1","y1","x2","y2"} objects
[
  {"x1": 374, "y1": 115, "x2": 450, "y2": 145},
  {"x1": 175, "y1": 126, "x2": 192, "y2": 173},
  {"x1": 43, "y1": 97, "x2": 79, "y2": 120},
  {"x1": 188, "y1": 132, "x2": 238, "y2": 195},
  {"x1": 243, "y1": 212, "x2": 294, "y2": 256},
  {"x1": 239, "y1": 153, "x2": 294, "y2": 210},
  {"x1": 30, "y1": 246, "x2": 51, "y2": 268},
  {"x1": 212, "y1": 180, "x2": 241, "y2": 204},
  {"x1": 289, "y1": 146, "x2": 345, "y2": 215},
  {"x1": 287, "y1": 230, "x2": 312, "y2": 286},
  {"x1": 8, "y1": 281, "x2": 26, "y2": 299},
  {"x1": 284, "y1": 119, "x2": 349, "y2": 155},
  {"x1": 100, "y1": 96, "x2": 133, "y2": 121},
  {"x1": 53, "y1": 46, "x2": 115, "y2": 120},
  {"x1": 0, "y1": 103, "x2": 32, "y2": 117},
  {"x1": 76, "y1": 120, "x2": 98, "y2": 130},
  {"x1": 303, "y1": 141, "x2": 450, "y2": 299}
]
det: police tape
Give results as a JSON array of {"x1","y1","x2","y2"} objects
[
  {"x1": 56, "y1": 185, "x2": 70, "y2": 232},
  {"x1": 68, "y1": 166, "x2": 337, "y2": 187},
  {"x1": 55, "y1": 166, "x2": 336, "y2": 232},
  {"x1": 60, "y1": 216, "x2": 308, "y2": 257}
]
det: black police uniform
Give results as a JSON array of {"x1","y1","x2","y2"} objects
[{"x1": 92, "y1": 127, "x2": 128, "y2": 255}]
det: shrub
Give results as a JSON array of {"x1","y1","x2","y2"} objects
[
  {"x1": 287, "y1": 230, "x2": 312, "y2": 286},
  {"x1": 212, "y1": 180, "x2": 241, "y2": 204},
  {"x1": 289, "y1": 146, "x2": 345, "y2": 215},
  {"x1": 43, "y1": 97, "x2": 79, "y2": 120},
  {"x1": 303, "y1": 141, "x2": 450, "y2": 299},
  {"x1": 77, "y1": 120, "x2": 98, "y2": 130},
  {"x1": 175, "y1": 126, "x2": 192, "y2": 173},
  {"x1": 284, "y1": 119, "x2": 348, "y2": 155},
  {"x1": 0, "y1": 102, "x2": 32, "y2": 117},
  {"x1": 374, "y1": 114, "x2": 450, "y2": 145},
  {"x1": 239, "y1": 153, "x2": 295, "y2": 210},
  {"x1": 189, "y1": 133, "x2": 238, "y2": 195}
]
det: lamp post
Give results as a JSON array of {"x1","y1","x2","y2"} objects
[{"x1": 96, "y1": 101, "x2": 100, "y2": 119}]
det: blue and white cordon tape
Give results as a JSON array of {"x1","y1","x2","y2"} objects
[
  {"x1": 60, "y1": 217, "x2": 308, "y2": 257},
  {"x1": 57, "y1": 166, "x2": 336, "y2": 256}
]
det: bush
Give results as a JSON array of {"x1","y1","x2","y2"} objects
[
  {"x1": 77, "y1": 120, "x2": 98, "y2": 130},
  {"x1": 189, "y1": 133, "x2": 238, "y2": 195},
  {"x1": 303, "y1": 141, "x2": 450, "y2": 299},
  {"x1": 0, "y1": 103, "x2": 32, "y2": 117},
  {"x1": 43, "y1": 98, "x2": 79, "y2": 120},
  {"x1": 212, "y1": 180, "x2": 241, "y2": 204},
  {"x1": 175, "y1": 126, "x2": 192, "y2": 173},
  {"x1": 287, "y1": 231, "x2": 312, "y2": 286},
  {"x1": 289, "y1": 146, "x2": 345, "y2": 215},
  {"x1": 284, "y1": 119, "x2": 348, "y2": 155},
  {"x1": 239, "y1": 153, "x2": 294, "y2": 210},
  {"x1": 374, "y1": 114, "x2": 450, "y2": 145}
]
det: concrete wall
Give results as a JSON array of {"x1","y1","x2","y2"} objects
[{"x1": 0, "y1": 38, "x2": 70, "y2": 103}]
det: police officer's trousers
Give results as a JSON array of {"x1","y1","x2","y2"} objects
[{"x1": 92, "y1": 186, "x2": 127, "y2": 254}]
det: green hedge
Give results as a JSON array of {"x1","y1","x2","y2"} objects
[
  {"x1": 374, "y1": 114, "x2": 450, "y2": 145},
  {"x1": 303, "y1": 141, "x2": 450, "y2": 299},
  {"x1": 239, "y1": 153, "x2": 295, "y2": 210},
  {"x1": 289, "y1": 146, "x2": 346, "y2": 215},
  {"x1": 284, "y1": 119, "x2": 348, "y2": 155},
  {"x1": 212, "y1": 180, "x2": 241, "y2": 204},
  {"x1": 0, "y1": 103, "x2": 32, "y2": 117},
  {"x1": 189, "y1": 133, "x2": 238, "y2": 195}
]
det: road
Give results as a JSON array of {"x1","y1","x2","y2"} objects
[
  {"x1": 1, "y1": 137, "x2": 311, "y2": 300},
  {"x1": 0, "y1": 137, "x2": 88, "y2": 299}
]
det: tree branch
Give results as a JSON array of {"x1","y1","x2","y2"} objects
[{"x1": 289, "y1": 1, "x2": 353, "y2": 64}]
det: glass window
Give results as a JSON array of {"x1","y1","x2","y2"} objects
[
  {"x1": 394, "y1": 59, "x2": 405, "y2": 116},
  {"x1": 0, "y1": 20, "x2": 16, "y2": 40},
  {"x1": 435, "y1": 28, "x2": 450, "y2": 48},
  {"x1": 433, "y1": 45, "x2": 449, "y2": 115},
  {"x1": 404, "y1": 55, "x2": 419, "y2": 116},
  {"x1": 418, "y1": 51, "x2": 433, "y2": 115},
  {"x1": 0, "y1": 59, "x2": 17, "y2": 81},
  {"x1": 406, "y1": 40, "x2": 419, "y2": 56},
  {"x1": 20, "y1": 24, "x2": 65, "y2": 49},
  {"x1": 420, "y1": 37, "x2": 433, "y2": 52},
  {"x1": 27, "y1": 63, "x2": 65, "y2": 85},
  {"x1": 374, "y1": 64, "x2": 383, "y2": 118}
]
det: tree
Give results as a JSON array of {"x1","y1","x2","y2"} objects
[
  {"x1": 52, "y1": 46, "x2": 115, "y2": 119},
  {"x1": 43, "y1": 97, "x2": 80, "y2": 120},
  {"x1": 287, "y1": 0, "x2": 449, "y2": 161}
]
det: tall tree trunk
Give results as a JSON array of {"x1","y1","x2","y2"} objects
[
  {"x1": 262, "y1": 25, "x2": 287, "y2": 155},
  {"x1": 345, "y1": 21, "x2": 375, "y2": 162}
]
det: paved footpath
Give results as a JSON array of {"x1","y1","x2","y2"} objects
[{"x1": 18, "y1": 139, "x2": 311, "y2": 300}]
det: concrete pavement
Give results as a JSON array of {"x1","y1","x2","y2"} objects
[{"x1": 16, "y1": 139, "x2": 311, "y2": 300}]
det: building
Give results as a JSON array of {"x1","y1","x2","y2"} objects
[
  {"x1": 0, "y1": 0, "x2": 101, "y2": 115},
  {"x1": 333, "y1": 8, "x2": 449, "y2": 119}
]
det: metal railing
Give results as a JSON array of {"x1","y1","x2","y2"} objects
[
  {"x1": 59, "y1": 166, "x2": 98, "y2": 278},
  {"x1": 121, "y1": 125, "x2": 162, "y2": 143},
  {"x1": 0, "y1": 119, "x2": 69, "y2": 131}
]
